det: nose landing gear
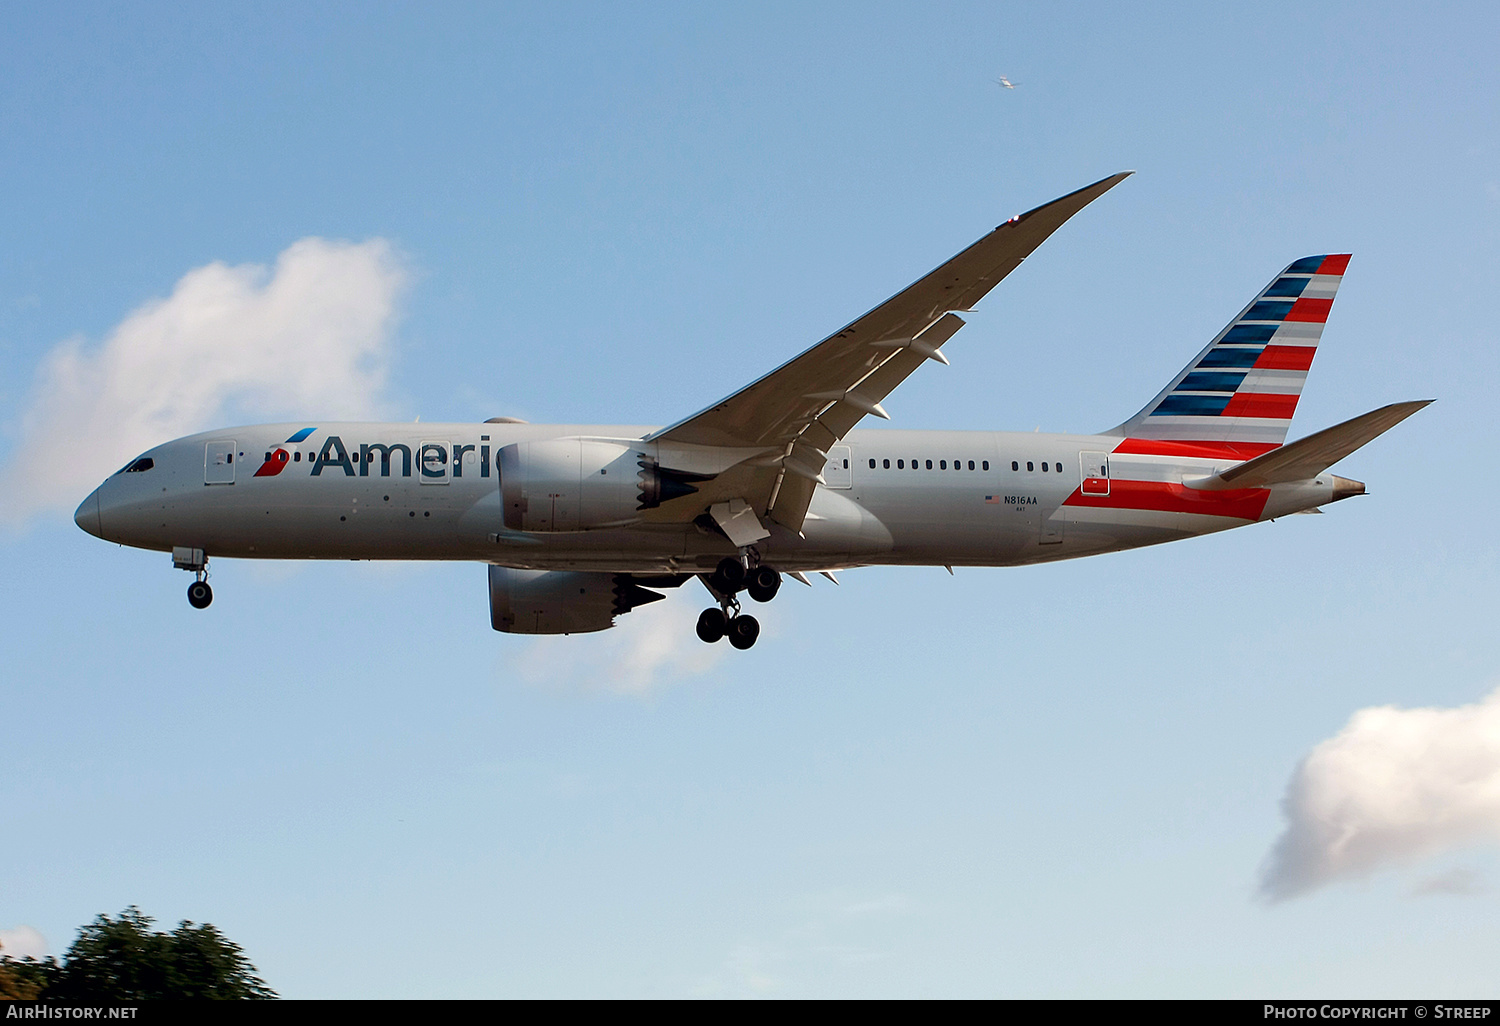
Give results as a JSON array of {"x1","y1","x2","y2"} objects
[
  {"x1": 173, "y1": 547, "x2": 213, "y2": 609},
  {"x1": 697, "y1": 556, "x2": 778, "y2": 649},
  {"x1": 187, "y1": 577, "x2": 213, "y2": 609}
]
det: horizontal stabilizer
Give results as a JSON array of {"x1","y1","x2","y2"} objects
[{"x1": 1202, "y1": 400, "x2": 1432, "y2": 489}]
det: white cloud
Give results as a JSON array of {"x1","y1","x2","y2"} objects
[
  {"x1": 1259, "y1": 686, "x2": 1500, "y2": 901},
  {"x1": 0, "y1": 237, "x2": 407, "y2": 526},
  {"x1": 0, "y1": 926, "x2": 48, "y2": 959},
  {"x1": 510, "y1": 585, "x2": 729, "y2": 697}
]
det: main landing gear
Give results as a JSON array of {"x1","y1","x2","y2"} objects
[{"x1": 696, "y1": 556, "x2": 780, "y2": 650}]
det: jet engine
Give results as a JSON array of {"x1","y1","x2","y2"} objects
[
  {"x1": 499, "y1": 438, "x2": 713, "y2": 532},
  {"x1": 499, "y1": 439, "x2": 639, "y2": 532},
  {"x1": 488, "y1": 566, "x2": 672, "y2": 634}
]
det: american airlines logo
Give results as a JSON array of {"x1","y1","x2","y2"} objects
[
  {"x1": 256, "y1": 431, "x2": 491, "y2": 480},
  {"x1": 253, "y1": 428, "x2": 316, "y2": 478}
]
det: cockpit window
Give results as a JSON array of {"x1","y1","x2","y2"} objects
[{"x1": 116, "y1": 457, "x2": 155, "y2": 474}]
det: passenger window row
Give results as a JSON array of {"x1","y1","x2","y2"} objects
[
  {"x1": 867, "y1": 458, "x2": 991, "y2": 471},
  {"x1": 858, "y1": 456, "x2": 1067, "y2": 474}
]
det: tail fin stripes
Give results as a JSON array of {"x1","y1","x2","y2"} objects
[{"x1": 1110, "y1": 255, "x2": 1350, "y2": 455}]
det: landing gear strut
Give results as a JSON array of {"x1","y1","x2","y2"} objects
[
  {"x1": 174, "y1": 547, "x2": 213, "y2": 609},
  {"x1": 697, "y1": 555, "x2": 779, "y2": 649}
]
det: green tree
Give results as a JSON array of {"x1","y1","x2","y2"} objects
[
  {"x1": 1, "y1": 908, "x2": 275, "y2": 1001},
  {"x1": 0, "y1": 957, "x2": 59, "y2": 1000}
]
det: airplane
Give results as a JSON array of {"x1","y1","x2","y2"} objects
[
  {"x1": 995, "y1": 76, "x2": 1018, "y2": 89},
  {"x1": 73, "y1": 172, "x2": 1430, "y2": 650}
]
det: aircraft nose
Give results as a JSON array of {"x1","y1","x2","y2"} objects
[{"x1": 74, "y1": 488, "x2": 103, "y2": 539}]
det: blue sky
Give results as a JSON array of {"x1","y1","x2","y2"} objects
[{"x1": 3, "y1": 2, "x2": 1499, "y2": 997}]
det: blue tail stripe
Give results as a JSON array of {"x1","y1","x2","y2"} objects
[
  {"x1": 1198, "y1": 348, "x2": 1263, "y2": 368},
  {"x1": 1222, "y1": 325, "x2": 1278, "y2": 344},
  {"x1": 1246, "y1": 300, "x2": 1295, "y2": 321},
  {"x1": 1178, "y1": 371, "x2": 1248, "y2": 392},
  {"x1": 1285, "y1": 255, "x2": 1327, "y2": 274},
  {"x1": 1152, "y1": 394, "x2": 1233, "y2": 417},
  {"x1": 1263, "y1": 276, "x2": 1310, "y2": 298}
]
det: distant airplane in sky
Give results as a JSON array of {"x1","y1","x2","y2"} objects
[
  {"x1": 995, "y1": 75, "x2": 1018, "y2": 89},
  {"x1": 75, "y1": 173, "x2": 1428, "y2": 649}
]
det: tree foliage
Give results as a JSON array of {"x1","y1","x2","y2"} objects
[
  {"x1": 0, "y1": 957, "x2": 57, "y2": 1001},
  {"x1": 0, "y1": 908, "x2": 274, "y2": 1001}
]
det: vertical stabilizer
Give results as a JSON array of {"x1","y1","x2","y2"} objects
[{"x1": 1110, "y1": 255, "x2": 1349, "y2": 456}]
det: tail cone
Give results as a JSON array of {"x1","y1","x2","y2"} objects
[{"x1": 1330, "y1": 475, "x2": 1366, "y2": 502}]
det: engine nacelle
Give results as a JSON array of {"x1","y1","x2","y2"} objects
[
  {"x1": 499, "y1": 438, "x2": 715, "y2": 532},
  {"x1": 499, "y1": 438, "x2": 639, "y2": 532},
  {"x1": 488, "y1": 566, "x2": 668, "y2": 634}
]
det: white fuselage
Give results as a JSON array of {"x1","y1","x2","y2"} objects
[{"x1": 75, "y1": 421, "x2": 1340, "y2": 574}]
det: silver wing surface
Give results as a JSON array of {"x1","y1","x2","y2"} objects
[{"x1": 644, "y1": 171, "x2": 1133, "y2": 532}]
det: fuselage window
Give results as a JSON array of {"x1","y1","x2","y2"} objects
[
  {"x1": 294, "y1": 451, "x2": 301, "y2": 462},
  {"x1": 925, "y1": 459, "x2": 932, "y2": 470},
  {"x1": 968, "y1": 460, "x2": 975, "y2": 471},
  {"x1": 843, "y1": 459, "x2": 849, "y2": 469},
  {"x1": 869, "y1": 458, "x2": 876, "y2": 469},
  {"x1": 940, "y1": 460, "x2": 947, "y2": 470},
  {"x1": 982, "y1": 461, "x2": 989, "y2": 471},
  {"x1": 897, "y1": 459, "x2": 904, "y2": 469},
  {"x1": 883, "y1": 459, "x2": 890, "y2": 469},
  {"x1": 1011, "y1": 461, "x2": 1019, "y2": 471},
  {"x1": 1027, "y1": 461, "x2": 1034, "y2": 472},
  {"x1": 1042, "y1": 462, "x2": 1048, "y2": 472},
  {"x1": 1057, "y1": 463, "x2": 1063, "y2": 473}
]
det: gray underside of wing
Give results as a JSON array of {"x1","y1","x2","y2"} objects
[{"x1": 643, "y1": 171, "x2": 1133, "y2": 531}]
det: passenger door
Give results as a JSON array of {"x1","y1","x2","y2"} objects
[
  {"x1": 1080, "y1": 451, "x2": 1110, "y2": 496},
  {"x1": 204, "y1": 440, "x2": 236, "y2": 485},
  {"x1": 824, "y1": 445, "x2": 852, "y2": 489}
]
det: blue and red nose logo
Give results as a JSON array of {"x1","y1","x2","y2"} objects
[{"x1": 253, "y1": 428, "x2": 316, "y2": 477}]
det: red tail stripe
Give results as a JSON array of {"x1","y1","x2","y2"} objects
[
  {"x1": 1316, "y1": 254, "x2": 1351, "y2": 276},
  {"x1": 1254, "y1": 345, "x2": 1316, "y2": 371},
  {"x1": 1113, "y1": 439, "x2": 1280, "y2": 459},
  {"x1": 1285, "y1": 297, "x2": 1332, "y2": 323},
  {"x1": 1222, "y1": 392, "x2": 1299, "y2": 419},
  {"x1": 1064, "y1": 480, "x2": 1269, "y2": 520}
]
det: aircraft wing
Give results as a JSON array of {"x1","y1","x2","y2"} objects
[{"x1": 646, "y1": 171, "x2": 1133, "y2": 530}]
